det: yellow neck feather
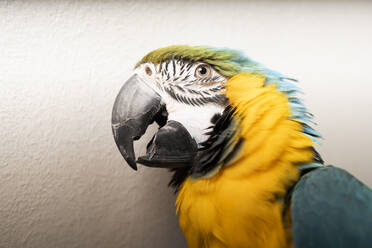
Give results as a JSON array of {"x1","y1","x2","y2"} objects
[{"x1": 176, "y1": 73, "x2": 316, "y2": 248}]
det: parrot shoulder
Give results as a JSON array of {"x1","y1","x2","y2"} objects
[{"x1": 291, "y1": 165, "x2": 372, "y2": 248}]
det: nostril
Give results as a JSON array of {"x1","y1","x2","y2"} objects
[{"x1": 145, "y1": 65, "x2": 152, "y2": 76}]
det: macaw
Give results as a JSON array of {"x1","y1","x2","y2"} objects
[{"x1": 111, "y1": 45, "x2": 372, "y2": 248}]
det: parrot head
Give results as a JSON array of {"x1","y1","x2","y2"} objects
[{"x1": 112, "y1": 45, "x2": 322, "y2": 187}]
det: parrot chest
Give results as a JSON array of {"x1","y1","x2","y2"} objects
[{"x1": 176, "y1": 173, "x2": 293, "y2": 248}]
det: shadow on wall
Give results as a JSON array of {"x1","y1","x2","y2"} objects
[{"x1": 122, "y1": 124, "x2": 188, "y2": 248}]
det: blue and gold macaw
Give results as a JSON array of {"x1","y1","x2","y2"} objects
[{"x1": 111, "y1": 45, "x2": 372, "y2": 248}]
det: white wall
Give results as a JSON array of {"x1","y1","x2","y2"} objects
[{"x1": 1, "y1": 1, "x2": 371, "y2": 247}]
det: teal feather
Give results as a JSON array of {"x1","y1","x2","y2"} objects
[
  {"x1": 298, "y1": 162, "x2": 323, "y2": 171},
  {"x1": 216, "y1": 48, "x2": 324, "y2": 170},
  {"x1": 302, "y1": 123, "x2": 322, "y2": 138},
  {"x1": 207, "y1": 47, "x2": 323, "y2": 166}
]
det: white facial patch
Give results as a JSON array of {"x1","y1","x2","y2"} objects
[
  {"x1": 164, "y1": 97, "x2": 224, "y2": 145},
  {"x1": 134, "y1": 61, "x2": 227, "y2": 146}
]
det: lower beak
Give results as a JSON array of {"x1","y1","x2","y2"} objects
[{"x1": 111, "y1": 74, "x2": 197, "y2": 170}]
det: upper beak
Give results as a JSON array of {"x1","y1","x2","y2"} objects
[
  {"x1": 111, "y1": 74, "x2": 163, "y2": 170},
  {"x1": 111, "y1": 74, "x2": 197, "y2": 170}
]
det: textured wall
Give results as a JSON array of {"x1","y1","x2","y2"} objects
[{"x1": 1, "y1": 1, "x2": 372, "y2": 248}]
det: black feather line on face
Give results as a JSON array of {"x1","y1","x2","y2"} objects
[
  {"x1": 175, "y1": 85, "x2": 185, "y2": 92},
  {"x1": 166, "y1": 86, "x2": 226, "y2": 106},
  {"x1": 210, "y1": 87, "x2": 220, "y2": 92},
  {"x1": 172, "y1": 60, "x2": 176, "y2": 77},
  {"x1": 187, "y1": 89, "x2": 198, "y2": 95},
  {"x1": 189, "y1": 98, "x2": 198, "y2": 106},
  {"x1": 211, "y1": 76, "x2": 221, "y2": 81},
  {"x1": 182, "y1": 74, "x2": 190, "y2": 81},
  {"x1": 186, "y1": 61, "x2": 194, "y2": 71},
  {"x1": 164, "y1": 72, "x2": 227, "y2": 106}
]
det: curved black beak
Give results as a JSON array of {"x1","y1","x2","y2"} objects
[
  {"x1": 112, "y1": 74, "x2": 198, "y2": 170},
  {"x1": 111, "y1": 74, "x2": 163, "y2": 170}
]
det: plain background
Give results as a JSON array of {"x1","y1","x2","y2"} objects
[{"x1": 1, "y1": 1, "x2": 372, "y2": 247}]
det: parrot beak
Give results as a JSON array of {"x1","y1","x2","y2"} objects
[{"x1": 112, "y1": 74, "x2": 198, "y2": 170}]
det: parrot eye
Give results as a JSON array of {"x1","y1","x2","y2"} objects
[{"x1": 195, "y1": 64, "x2": 211, "y2": 79}]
